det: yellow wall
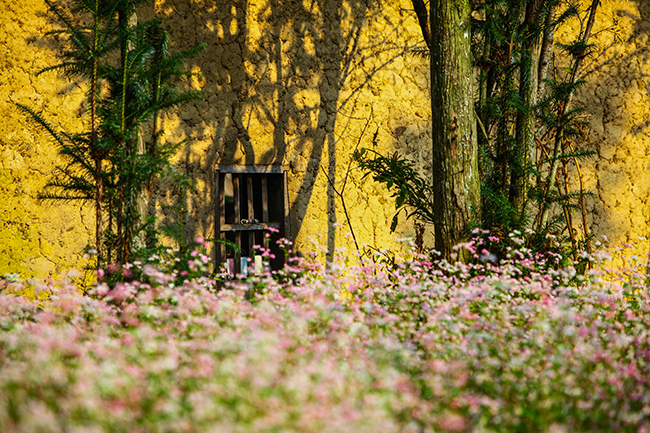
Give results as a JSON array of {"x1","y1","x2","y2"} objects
[
  {"x1": 148, "y1": 0, "x2": 433, "y2": 260},
  {"x1": 0, "y1": 0, "x2": 92, "y2": 279},
  {"x1": 1, "y1": 0, "x2": 649, "y2": 279},
  {"x1": 558, "y1": 0, "x2": 650, "y2": 258}
]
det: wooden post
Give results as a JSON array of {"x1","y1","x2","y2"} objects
[
  {"x1": 247, "y1": 175, "x2": 255, "y2": 261},
  {"x1": 214, "y1": 169, "x2": 222, "y2": 272},
  {"x1": 233, "y1": 174, "x2": 241, "y2": 273}
]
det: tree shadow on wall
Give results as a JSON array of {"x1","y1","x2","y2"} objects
[
  {"x1": 151, "y1": 0, "x2": 424, "y2": 256},
  {"x1": 613, "y1": 0, "x2": 650, "y2": 266},
  {"x1": 574, "y1": 0, "x2": 650, "y2": 263},
  {"x1": 627, "y1": 0, "x2": 650, "y2": 273}
]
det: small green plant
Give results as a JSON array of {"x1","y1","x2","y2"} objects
[{"x1": 354, "y1": 136, "x2": 435, "y2": 232}]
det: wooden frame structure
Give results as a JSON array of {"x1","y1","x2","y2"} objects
[{"x1": 214, "y1": 165, "x2": 290, "y2": 275}]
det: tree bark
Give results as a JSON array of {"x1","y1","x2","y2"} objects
[
  {"x1": 411, "y1": 0, "x2": 431, "y2": 50},
  {"x1": 430, "y1": 0, "x2": 480, "y2": 259},
  {"x1": 537, "y1": 3, "x2": 558, "y2": 97},
  {"x1": 511, "y1": 0, "x2": 545, "y2": 217},
  {"x1": 91, "y1": 0, "x2": 103, "y2": 267},
  {"x1": 117, "y1": 6, "x2": 145, "y2": 263}
]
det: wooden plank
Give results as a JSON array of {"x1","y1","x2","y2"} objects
[
  {"x1": 221, "y1": 222, "x2": 281, "y2": 232},
  {"x1": 283, "y1": 170, "x2": 290, "y2": 243},
  {"x1": 214, "y1": 170, "x2": 222, "y2": 272},
  {"x1": 217, "y1": 165, "x2": 284, "y2": 174},
  {"x1": 233, "y1": 174, "x2": 240, "y2": 223},
  {"x1": 233, "y1": 175, "x2": 241, "y2": 273},
  {"x1": 261, "y1": 176, "x2": 269, "y2": 223},
  {"x1": 247, "y1": 175, "x2": 254, "y2": 259}
]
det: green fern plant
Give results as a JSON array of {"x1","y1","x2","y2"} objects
[{"x1": 354, "y1": 141, "x2": 435, "y2": 232}]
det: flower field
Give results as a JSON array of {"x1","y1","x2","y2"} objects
[{"x1": 1, "y1": 240, "x2": 649, "y2": 433}]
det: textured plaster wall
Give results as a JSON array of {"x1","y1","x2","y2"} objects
[
  {"x1": 0, "y1": 0, "x2": 93, "y2": 279},
  {"x1": 2, "y1": 0, "x2": 650, "y2": 279},
  {"x1": 558, "y1": 0, "x2": 650, "y2": 257},
  {"x1": 1, "y1": 0, "x2": 432, "y2": 279},
  {"x1": 136, "y1": 0, "x2": 434, "y2": 260}
]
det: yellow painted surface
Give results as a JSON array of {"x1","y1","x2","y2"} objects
[
  {"x1": 1, "y1": 0, "x2": 649, "y2": 279},
  {"x1": 0, "y1": 0, "x2": 93, "y2": 280},
  {"x1": 557, "y1": 0, "x2": 650, "y2": 261}
]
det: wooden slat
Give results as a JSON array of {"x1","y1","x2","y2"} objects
[
  {"x1": 247, "y1": 175, "x2": 254, "y2": 258},
  {"x1": 233, "y1": 174, "x2": 240, "y2": 222},
  {"x1": 215, "y1": 170, "x2": 222, "y2": 272},
  {"x1": 218, "y1": 165, "x2": 284, "y2": 174},
  {"x1": 233, "y1": 175, "x2": 241, "y2": 273},
  {"x1": 283, "y1": 170, "x2": 290, "y2": 243},
  {"x1": 261, "y1": 176, "x2": 269, "y2": 223},
  {"x1": 220, "y1": 222, "x2": 281, "y2": 232}
]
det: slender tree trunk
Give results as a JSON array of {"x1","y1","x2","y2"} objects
[
  {"x1": 91, "y1": 0, "x2": 103, "y2": 267},
  {"x1": 430, "y1": 0, "x2": 480, "y2": 259},
  {"x1": 145, "y1": 84, "x2": 160, "y2": 250},
  {"x1": 538, "y1": 0, "x2": 599, "y2": 228},
  {"x1": 411, "y1": 0, "x2": 431, "y2": 50},
  {"x1": 117, "y1": 6, "x2": 141, "y2": 263},
  {"x1": 537, "y1": 3, "x2": 558, "y2": 97},
  {"x1": 511, "y1": 0, "x2": 544, "y2": 218},
  {"x1": 145, "y1": 26, "x2": 166, "y2": 251},
  {"x1": 116, "y1": 8, "x2": 128, "y2": 263}
]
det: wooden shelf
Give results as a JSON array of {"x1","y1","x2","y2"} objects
[{"x1": 214, "y1": 166, "x2": 290, "y2": 275}]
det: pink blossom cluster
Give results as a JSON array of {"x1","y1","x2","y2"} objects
[{"x1": 0, "y1": 241, "x2": 649, "y2": 432}]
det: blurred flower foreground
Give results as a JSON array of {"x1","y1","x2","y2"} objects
[{"x1": 1, "y1": 238, "x2": 650, "y2": 433}]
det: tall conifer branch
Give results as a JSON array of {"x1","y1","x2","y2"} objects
[{"x1": 539, "y1": 0, "x2": 599, "y2": 228}]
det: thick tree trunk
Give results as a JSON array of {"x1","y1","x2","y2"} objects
[{"x1": 430, "y1": 0, "x2": 480, "y2": 259}]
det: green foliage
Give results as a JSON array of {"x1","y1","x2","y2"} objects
[
  {"x1": 358, "y1": 0, "x2": 600, "y2": 262},
  {"x1": 18, "y1": 0, "x2": 205, "y2": 267},
  {"x1": 354, "y1": 131, "x2": 435, "y2": 232}
]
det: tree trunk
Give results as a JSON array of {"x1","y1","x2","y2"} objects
[
  {"x1": 430, "y1": 0, "x2": 480, "y2": 259},
  {"x1": 537, "y1": 3, "x2": 558, "y2": 98},
  {"x1": 117, "y1": 6, "x2": 144, "y2": 263},
  {"x1": 538, "y1": 0, "x2": 600, "y2": 228},
  {"x1": 411, "y1": 0, "x2": 431, "y2": 50},
  {"x1": 91, "y1": 0, "x2": 103, "y2": 267},
  {"x1": 511, "y1": 0, "x2": 544, "y2": 218}
]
